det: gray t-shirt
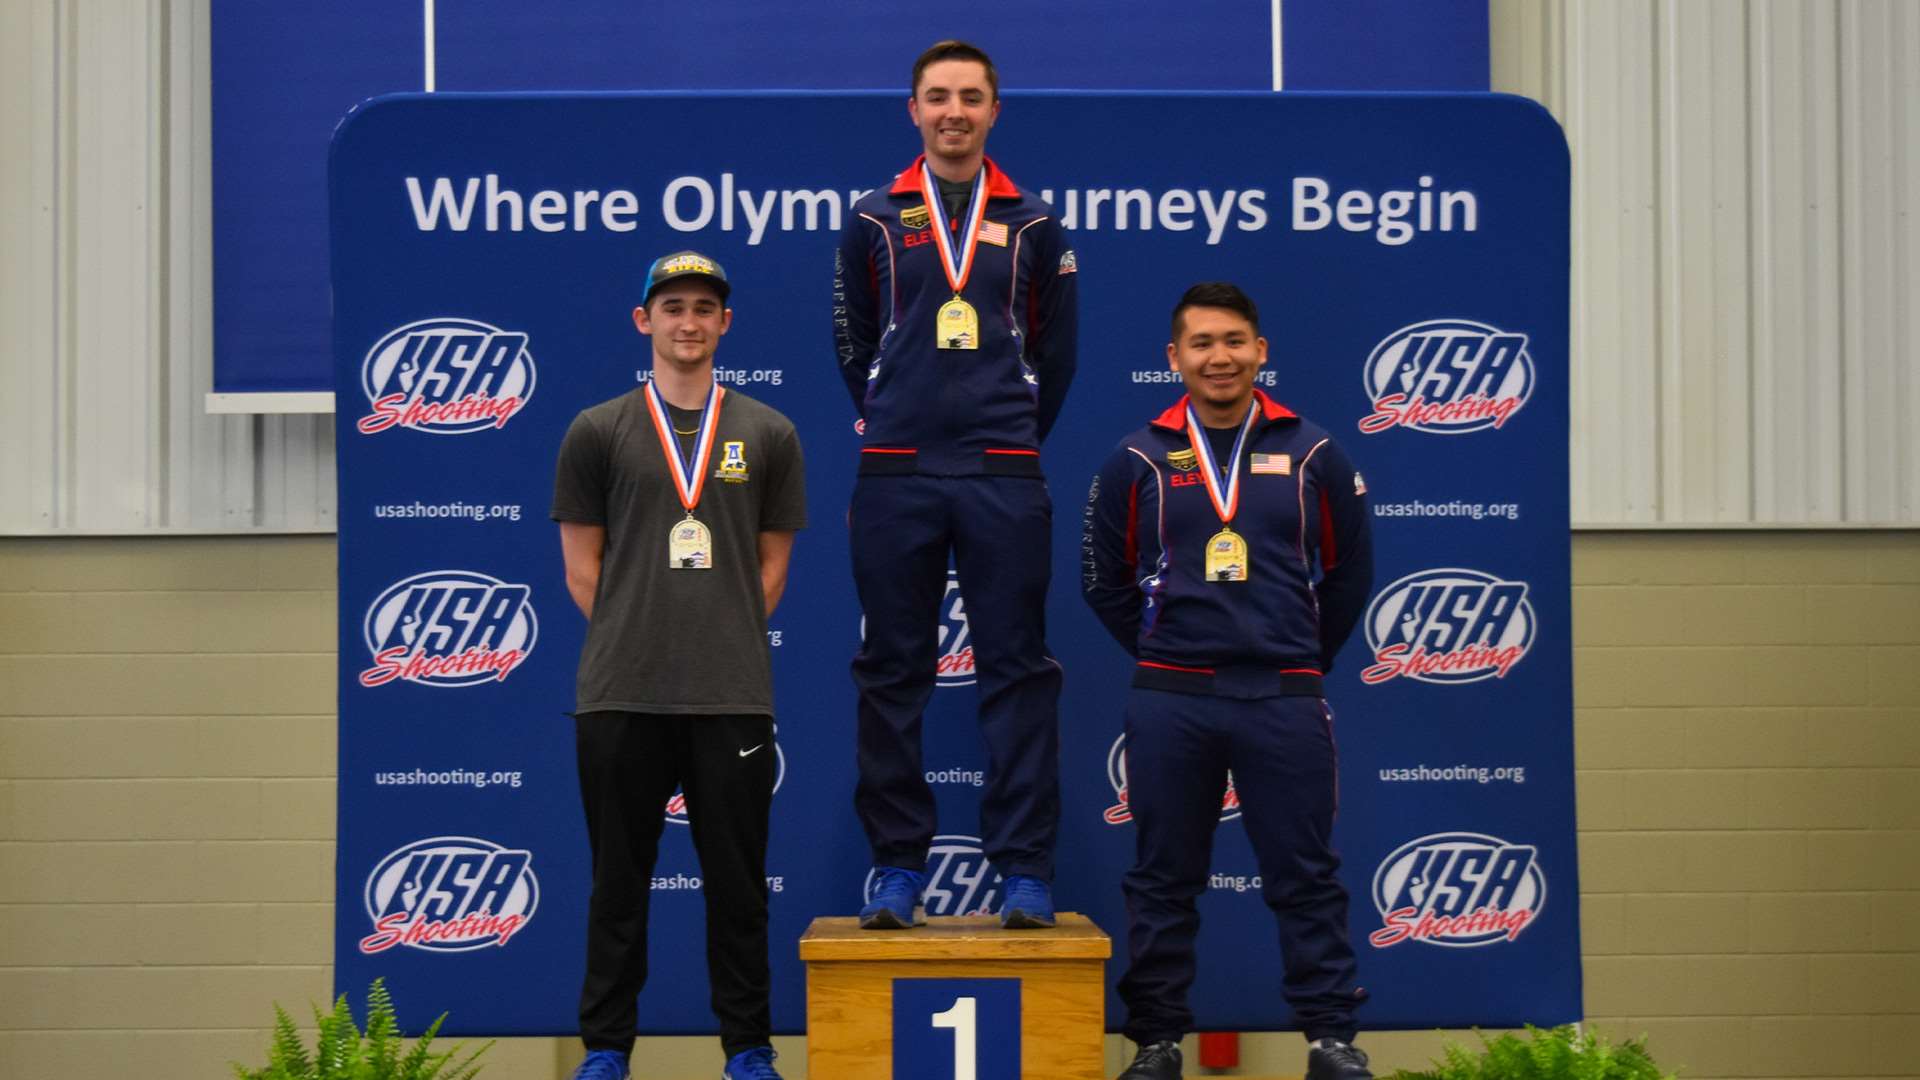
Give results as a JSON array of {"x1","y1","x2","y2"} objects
[{"x1": 551, "y1": 385, "x2": 807, "y2": 716}]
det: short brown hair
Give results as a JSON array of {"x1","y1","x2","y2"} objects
[{"x1": 911, "y1": 40, "x2": 999, "y2": 100}]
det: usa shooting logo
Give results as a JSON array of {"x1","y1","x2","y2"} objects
[
  {"x1": 864, "y1": 835, "x2": 1001, "y2": 916},
  {"x1": 1359, "y1": 319, "x2": 1533, "y2": 435},
  {"x1": 937, "y1": 571, "x2": 976, "y2": 687},
  {"x1": 666, "y1": 734, "x2": 787, "y2": 825},
  {"x1": 359, "y1": 836, "x2": 538, "y2": 954},
  {"x1": 863, "y1": 570, "x2": 974, "y2": 686},
  {"x1": 1103, "y1": 733, "x2": 1240, "y2": 825},
  {"x1": 360, "y1": 570, "x2": 537, "y2": 688},
  {"x1": 1369, "y1": 831, "x2": 1544, "y2": 948},
  {"x1": 357, "y1": 318, "x2": 535, "y2": 435},
  {"x1": 1362, "y1": 568, "x2": 1534, "y2": 685}
]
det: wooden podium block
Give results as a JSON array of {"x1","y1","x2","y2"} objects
[{"x1": 800, "y1": 914, "x2": 1111, "y2": 1080}]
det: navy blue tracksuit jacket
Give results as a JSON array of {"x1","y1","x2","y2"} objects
[
  {"x1": 833, "y1": 155, "x2": 1078, "y2": 476},
  {"x1": 1082, "y1": 390, "x2": 1374, "y2": 1043},
  {"x1": 1082, "y1": 391, "x2": 1372, "y2": 679},
  {"x1": 832, "y1": 156, "x2": 1078, "y2": 882}
]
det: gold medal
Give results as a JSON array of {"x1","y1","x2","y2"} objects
[
  {"x1": 937, "y1": 296, "x2": 979, "y2": 350},
  {"x1": 1184, "y1": 401, "x2": 1260, "y2": 586},
  {"x1": 669, "y1": 515, "x2": 713, "y2": 569},
  {"x1": 919, "y1": 165, "x2": 989, "y2": 352},
  {"x1": 1205, "y1": 528, "x2": 1249, "y2": 582},
  {"x1": 643, "y1": 378, "x2": 726, "y2": 570}
]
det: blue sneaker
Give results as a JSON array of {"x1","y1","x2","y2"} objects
[
  {"x1": 571, "y1": 1049, "x2": 629, "y2": 1080},
  {"x1": 859, "y1": 866, "x2": 926, "y2": 929},
  {"x1": 723, "y1": 1045, "x2": 783, "y2": 1079},
  {"x1": 999, "y1": 874, "x2": 1055, "y2": 929}
]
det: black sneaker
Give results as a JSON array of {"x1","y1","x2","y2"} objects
[
  {"x1": 1306, "y1": 1038, "x2": 1373, "y2": 1080},
  {"x1": 1117, "y1": 1039, "x2": 1183, "y2": 1080}
]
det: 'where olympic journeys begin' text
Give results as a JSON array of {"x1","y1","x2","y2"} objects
[{"x1": 403, "y1": 174, "x2": 1480, "y2": 248}]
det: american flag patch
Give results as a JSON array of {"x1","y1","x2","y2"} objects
[
  {"x1": 1251, "y1": 453, "x2": 1291, "y2": 476},
  {"x1": 979, "y1": 220, "x2": 1009, "y2": 246}
]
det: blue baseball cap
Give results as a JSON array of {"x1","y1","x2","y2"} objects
[{"x1": 643, "y1": 250, "x2": 730, "y2": 304}]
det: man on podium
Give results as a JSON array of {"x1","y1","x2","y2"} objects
[
  {"x1": 832, "y1": 40, "x2": 1079, "y2": 930},
  {"x1": 554, "y1": 253, "x2": 807, "y2": 1080},
  {"x1": 1082, "y1": 283, "x2": 1376, "y2": 1080}
]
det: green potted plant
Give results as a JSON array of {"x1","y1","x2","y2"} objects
[
  {"x1": 1385, "y1": 1024, "x2": 1676, "y2": 1080},
  {"x1": 232, "y1": 977, "x2": 491, "y2": 1080}
]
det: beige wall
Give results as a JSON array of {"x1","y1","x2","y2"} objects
[
  {"x1": 1573, "y1": 532, "x2": 1920, "y2": 1079},
  {"x1": 2, "y1": 532, "x2": 1916, "y2": 1079}
]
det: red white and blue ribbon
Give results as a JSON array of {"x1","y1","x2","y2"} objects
[
  {"x1": 643, "y1": 378, "x2": 726, "y2": 513},
  {"x1": 918, "y1": 163, "x2": 989, "y2": 294},
  {"x1": 1185, "y1": 399, "x2": 1258, "y2": 524}
]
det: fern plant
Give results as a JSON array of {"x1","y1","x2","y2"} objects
[
  {"x1": 1385, "y1": 1024, "x2": 1675, "y2": 1080},
  {"x1": 232, "y1": 978, "x2": 491, "y2": 1080}
]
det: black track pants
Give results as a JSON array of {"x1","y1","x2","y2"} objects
[{"x1": 574, "y1": 711, "x2": 775, "y2": 1058}]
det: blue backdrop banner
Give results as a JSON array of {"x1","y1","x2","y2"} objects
[
  {"x1": 1283, "y1": 0, "x2": 1490, "y2": 90},
  {"x1": 213, "y1": 1, "x2": 1274, "y2": 393},
  {"x1": 330, "y1": 90, "x2": 1576, "y2": 1036}
]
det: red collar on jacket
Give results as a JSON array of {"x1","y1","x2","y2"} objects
[
  {"x1": 888, "y1": 155, "x2": 1022, "y2": 199},
  {"x1": 1149, "y1": 390, "x2": 1297, "y2": 431}
]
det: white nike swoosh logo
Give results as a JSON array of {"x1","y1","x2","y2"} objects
[{"x1": 738, "y1": 744, "x2": 763, "y2": 757}]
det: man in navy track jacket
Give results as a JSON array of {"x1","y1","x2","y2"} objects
[
  {"x1": 1083, "y1": 283, "x2": 1376, "y2": 1080},
  {"x1": 831, "y1": 40, "x2": 1078, "y2": 931}
]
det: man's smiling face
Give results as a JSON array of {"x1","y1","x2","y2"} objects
[{"x1": 909, "y1": 58, "x2": 999, "y2": 171}]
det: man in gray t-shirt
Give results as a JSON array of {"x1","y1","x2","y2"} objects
[{"x1": 551, "y1": 251, "x2": 805, "y2": 1080}]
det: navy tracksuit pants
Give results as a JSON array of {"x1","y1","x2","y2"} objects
[
  {"x1": 850, "y1": 473, "x2": 1062, "y2": 879},
  {"x1": 1118, "y1": 687, "x2": 1365, "y2": 1044}
]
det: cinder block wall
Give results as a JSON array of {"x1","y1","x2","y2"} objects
[
  {"x1": 1572, "y1": 532, "x2": 1920, "y2": 1079},
  {"x1": 2, "y1": 532, "x2": 1916, "y2": 1080}
]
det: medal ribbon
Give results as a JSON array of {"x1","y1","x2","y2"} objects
[
  {"x1": 643, "y1": 379, "x2": 726, "y2": 513},
  {"x1": 918, "y1": 163, "x2": 989, "y2": 294},
  {"x1": 1184, "y1": 400, "x2": 1259, "y2": 524}
]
